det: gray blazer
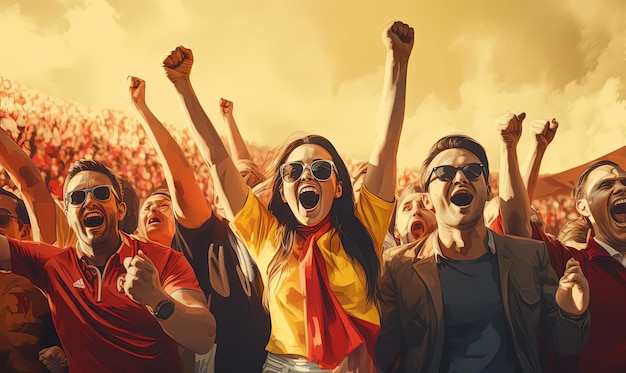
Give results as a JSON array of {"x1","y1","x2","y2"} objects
[{"x1": 375, "y1": 229, "x2": 590, "y2": 373}]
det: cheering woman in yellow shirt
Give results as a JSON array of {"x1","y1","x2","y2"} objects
[{"x1": 162, "y1": 20, "x2": 414, "y2": 372}]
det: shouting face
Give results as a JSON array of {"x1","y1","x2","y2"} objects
[
  {"x1": 424, "y1": 148, "x2": 489, "y2": 231},
  {"x1": 65, "y1": 171, "x2": 125, "y2": 251},
  {"x1": 577, "y1": 164, "x2": 626, "y2": 250},
  {"x1": 279, "y1": 144, "x2": 342, "y2": 226}
]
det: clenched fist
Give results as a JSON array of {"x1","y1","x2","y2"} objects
[
  {"x1": 162, "y1": 45, "x2": 194, "y2": 84},
  {"x1": 127, "y1": 75, "x2": 146, "y2": 107},
  {"x1": 555, "y1": 258, "x2": 590, "y2": 315},
  {"x1": 496, "y1": 112, "x2": 525, "y2": 148},
  {"x1": 529, "y1": 118, "x2": 559, "y2": 151},
  {"x1": 219, "y1": 98, "x2": 233, "y2": 116},
  {"x1": 118, "y1": 250, "x2": 166, "y2": 310},
  {"x1": 382, "y1": 21, "x2": 414, "y2": 63}
]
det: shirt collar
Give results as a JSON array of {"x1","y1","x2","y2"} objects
[
  {"x1": 75, "y1": 233, "x2": 132, "y2": 263},
  {"x1": 593, "y1": 237, "x2": 626, "y2": 267},
  {"x1": 433, "y1": 229, "x2": 496, "y2": 263}
]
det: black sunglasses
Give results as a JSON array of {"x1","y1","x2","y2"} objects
[
  {"x1": 0, "y1": 214, "x2": 23, "y2": 229},
  {"x1": 425, "y1": 163, "x2": 486, "y2": 190},
  {"x1": 280, "y1": 160, "x2": 336, "y2": 183},
  {"x1": 65, "y1": 185, "x2": 119, "y2": 207}
]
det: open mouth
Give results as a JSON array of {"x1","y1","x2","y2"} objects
[
  {"x1": 410, "y1": 221, "x2": 425, "y2": 239},
  {"x1": 451, "y1": 191, "x2": 473, "y2": 207},
  {"x1": 610, "y1": 199, "x2": 626, "y2": 223},
  {"x1": 148, "y1": 217, "x2": 162, "y2": 225},
  {"x1": 84, "y1": 212, "x2": 104, "y2": 228},
  {"x1": 299, "y1": 187, "x2": 320, "y2": 210}
]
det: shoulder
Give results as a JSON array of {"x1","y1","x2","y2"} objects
[{"x1": 382, "y1": 236, "x2": 429, "y2": 268}]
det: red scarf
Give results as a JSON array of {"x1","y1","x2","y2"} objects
[{"x1": 297, "y1": 216, "x2": 379, "y2": 369}]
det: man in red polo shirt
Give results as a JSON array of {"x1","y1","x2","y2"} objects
[{"x1": 0, "y1": 159, "x2": 216, "y2": 372}]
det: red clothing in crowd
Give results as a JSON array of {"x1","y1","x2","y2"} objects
[
  {"x1": 529, "y1": 223, "x2": 626, "y2": 372},
  {"x1": 8, "y1": 233, "x2": 202, "y2": 373}
]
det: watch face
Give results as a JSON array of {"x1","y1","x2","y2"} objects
[{"x1": 155, "y1": 300, "x2": 175, "y2": 320}]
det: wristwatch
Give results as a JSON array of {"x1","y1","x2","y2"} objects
[{"x1": 153, "y1": 299, "x2": 175, "y2": 320}]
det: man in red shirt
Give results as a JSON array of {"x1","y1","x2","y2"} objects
[
  {"x1": 497, "y1": 112, "x2": 626, "y2": 372},
  {"x1": 0, "y1": 159, "x2": 216, "y2": 372}
]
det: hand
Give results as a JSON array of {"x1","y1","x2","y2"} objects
[
  {"x1": 162, "y1": 45, "x2": 194, "y2": 84},
  {"x1": 119, "y1": 250, "x2": 166, "y2": 309},
  {"x1": 219, "y1": 98, "x2": 233, "y2": 116},
  {"x1": 39, "y1": 346, "x2": 67, "y2": 373},
  {"x1": 529, "y1": 118, "x2": 559, "y2": 151},
  {"x1": 555, "y1": 258, "x2": 589, "y2": 315},
  {"x1": 382, "y1": 21, "x2": 414, "y2": 63},
  {"x1": 127, "y1": 76, "x2": 146, "y2": 107},
  {"x1": 495, "y1": 112, "x2": 525, "y2": 148}
]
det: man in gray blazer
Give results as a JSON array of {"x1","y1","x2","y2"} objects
[{"x1": 375, "y1": 134, "x2": 590, "y2": 373}]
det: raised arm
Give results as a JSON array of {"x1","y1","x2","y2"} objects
[
  {"x1": 364, "y1": 21, "x2": 414, "y2": 203},
  {"x1": 127, "y1": 76, "x2": 212, "y2": 228},
  {"x1": 496, "y1": 112, "x2": 532, "y2": 238},
  {"x1": 0, "y1": 129, "x2": 57, "y2": 243},
  {"x1": 521, "y1": 118, "x2": 559, "y2": 201},
  {"x1": 163, "y1": 47, "x2": 248, "y2": 220},
  {"x1": 219, "y1": 98, "x2": 252, "y2": 162}
]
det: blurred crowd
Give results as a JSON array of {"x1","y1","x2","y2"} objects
[{"x1": 0, "y1": 76, "x2": 574, "y2": 235}]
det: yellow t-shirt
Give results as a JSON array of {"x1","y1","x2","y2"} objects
[
  {"x1": 53, "y1": 200, "x2": 77, "y2": 248},
  {"x1": 230, "y1": 186, "x2": 394, "y2": 357}
]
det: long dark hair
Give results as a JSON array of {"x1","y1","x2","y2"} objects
[{"x1": 266, "y1": 135, "x2": 379, "y2": 306}]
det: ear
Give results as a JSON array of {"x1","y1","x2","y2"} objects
[
  {"x1": 19, "y1": 224, "x2": 32, "y2": 240},
  {"x1": 117, "y1": 201, "x2": 127, "y2": 221},
  {"x1": 393, "y1": 226, "x2": 401, "y2": 241},
  {"x1": 486, "y1": 184, "x2": 492, "y2": 200},
  {"x1": 335, "y1": 181, "x2": 343, "y2": 199},
  {"x1": 576, "y1": 198, "x2": 591, "y2": 218},
  {"x1": 423, "y1": 193, "x2": 434, "y2": 211},
  {"x1": 280, "y1": 186, "x2": 286, "y2": 203}
]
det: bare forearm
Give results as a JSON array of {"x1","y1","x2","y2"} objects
[
  {"x1": 0, "y1": 131, "x2": 56, "y2": 243},
  {"x1": 499, "y1": 143, "x2": 532, "y2": 237},
  {"x1": 152, "y1": 297, "x2": 216, "y2": 354},
  {"x1": 222, "y1": 113, "x2": 251, "y2": 161},
  {"x1": 172, "y1": 80, "x2": 248, "y2": 218},
  {"x1": 132, "y1": 102, "x2": 211, "y2": 226},
  {"x1": 521, "y1": 144, "x2": 546, "y2": 202},
  {"x1": 365, "y1": 53, "x2": 408, "y2": 202}
]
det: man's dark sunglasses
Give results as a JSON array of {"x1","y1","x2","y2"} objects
[
  {"x1": 65, "y1": 185, "x2": 119, "y2": 207},
  {"x1": 0, "y1": 214, "x2": 23, "y2": 229},
  {"x1": 425, "y1": 163, "x2": 486, "y2": 191}
]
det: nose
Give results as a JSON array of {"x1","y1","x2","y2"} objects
[
  {"x1": 83, "y1": 190, "x2": 98, "y2": 207},
  {"x1": 453, "y1": 169, "x2": 469, "y2": 184},
  {"x1": 411, "y1": 201, "x2": 422, "y2": 217},
  {"x1": 300, "y1": 165, "x2": 314, "y2": 181}
]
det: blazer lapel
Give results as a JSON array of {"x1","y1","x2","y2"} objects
[
  {"x1": 413, "y1": 234, "x2": 444, "y2": 322},
  {"x1": 493, "y1": 233, "x2": 517, "y2": 341}
]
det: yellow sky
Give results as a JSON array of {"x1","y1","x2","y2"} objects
[{"x1": 2, "y1": 0, "x2": 625, "y2": 174}]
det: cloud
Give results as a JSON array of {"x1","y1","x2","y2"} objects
[{"x1": 0, "y1": 0, "x2": 624, "y2": 175}]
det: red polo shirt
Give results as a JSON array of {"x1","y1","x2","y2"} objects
[{"x1": 8, "y1": 233, "x2": 202, "y2": 373}]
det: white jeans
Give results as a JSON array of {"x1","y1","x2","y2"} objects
[{"x1": 262, "y1": 353, "x2": 331, "y2": 373}]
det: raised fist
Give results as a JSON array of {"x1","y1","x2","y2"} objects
[
  {"x1": 529, "y1": 118, "x2": 559, "y2": 150},
  {"x1": 162, "y1": 45, "x2": 194, "y2": 84},
  {"x1": 219, "y1": 98, "x2": 233, "y2": 116},
  {"x1": 127, "y1": 75, "x2": 146, "y2": 106},
  {"x1": 495, "y1": 112, "x2": 525, "y2": 148},
  {"x1": 382, "y1": 21, "x2": 414, "y2": 62}
]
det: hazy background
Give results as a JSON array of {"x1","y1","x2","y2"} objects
[{"x1": 2, "y1": 0, "x2": 625, "y2": 173}]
